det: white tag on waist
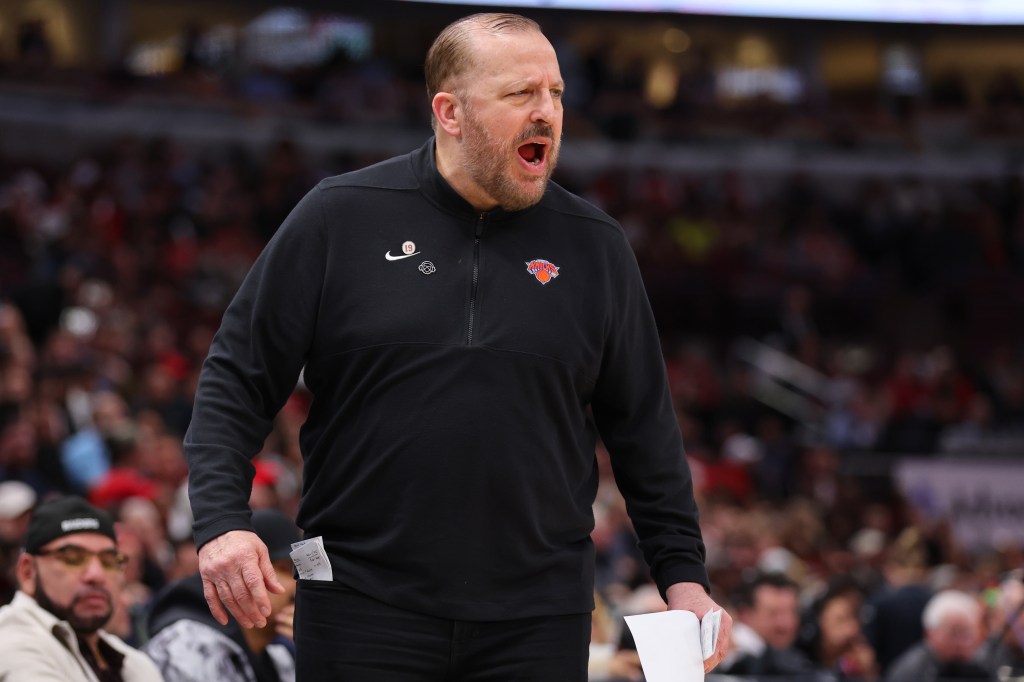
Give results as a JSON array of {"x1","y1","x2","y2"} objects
[{"x1": 289, "y1": 535, "x2": 333, "y2": 581}]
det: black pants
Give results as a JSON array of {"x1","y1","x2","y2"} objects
[{"x1": 294, "y1": 581, "x2": 591, "y2": 681}]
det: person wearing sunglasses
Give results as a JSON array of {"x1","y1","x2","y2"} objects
[{"x1": 0, "y1": 495, "x2": 164, "y2": 682}]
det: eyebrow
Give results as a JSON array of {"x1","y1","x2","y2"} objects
[
  {"x1": 51, "y1": 544, "x2": 118, "y2": 552},
  {"x1": 506, "y1": 79, "x2": 565, "y2": 91}
]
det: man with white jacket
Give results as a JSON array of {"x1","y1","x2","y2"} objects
[{"x1": 0, "y1": 495, "x2": 164, "y2": 682}]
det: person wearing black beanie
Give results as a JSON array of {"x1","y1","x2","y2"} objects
[{"x1": 0, "y1": 495, "x2": 164, "y2": 682}]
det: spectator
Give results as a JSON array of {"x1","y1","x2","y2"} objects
[
  {"x1": 0, "y1": 495, "x2": 163, "y2": 681},
  {"x1": 144, "y1": 508, "x2": 299, "y2": 682},
  {"x1": 863, "y1": 528, "x2": 935, "y2": 673},
  {"x1": 1, "y1": 412, "x2": 64, "y2": 498},
  {"x1": 799, "y1": 578, "x2": 880, "y2": 680},
  {"x1": 60, "y1": 390, "x2": 135, "y2": 493},
  {"x1": 722, "y1": 571, "x2": 831, "y2": 680},
  {"x1": 886, "y1": 589, "x2": 989, "y2": 681}
]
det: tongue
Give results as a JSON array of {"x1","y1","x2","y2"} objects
[{"x1": 518, "y1": 144, "x2": 537, "y2": 162}]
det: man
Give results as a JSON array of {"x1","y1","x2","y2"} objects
[
  {"x1": 186, "y1": 12, "x2": 731, "y2": 680},
  {"x1": 0, "y1": 495, "x2": 164, "y2": 681},
  {"x1": 862, "y1": 527, "x2": 933, "y2": 673},
  {"x1": 722, "y1": 572, "x2": 831, "y2": 681},
  {"x1": 886, "y1": 589, "x2": 989, "y2": 681},
  {"x1": 144, "y1": 509, "x2": 300, "y2": 682}
]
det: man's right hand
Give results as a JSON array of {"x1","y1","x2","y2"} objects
[{"x1": 198, "y1": 529, "x2": 285, "y2": 629}]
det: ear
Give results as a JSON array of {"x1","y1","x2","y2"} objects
[
  {"x1": 15, "y1": 552, "x2": 36, "y2": 597},
  {"x1": 432, "y1": 92, "x2": 462, "y2": 137}
]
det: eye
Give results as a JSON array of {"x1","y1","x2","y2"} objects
[
  {"x1": 98, "y1": 550, "x2": 129, "y2": 570},
  {"x1": 551, "y1": 88, "x2": 564, "y2": 99},
  {"x1": 57, "y1": 547, "x2": 89, "y2": 566}
]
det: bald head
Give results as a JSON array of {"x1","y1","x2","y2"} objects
[{"x1": 425, "y1": 13, "x2": 543, "y2": 104}]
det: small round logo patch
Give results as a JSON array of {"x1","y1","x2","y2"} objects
[
  {"x1": 418, "y1": 261, "x2": 436, "y2": 275},
  {"x1": 402, "y1": 241, "x2": 417, "y2": 255}
]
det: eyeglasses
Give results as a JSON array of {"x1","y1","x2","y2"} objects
[{"x1": 34, "y1": 545, "x2": 129, "y2": 572}]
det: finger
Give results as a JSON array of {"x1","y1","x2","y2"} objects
[
  {"x1": 258, "y1": 546, "x2": 286, "y2": 595},
  {"x1": 202, "y1": 576, "x2": 230, "y2": 627},
  {"x1": 236, "y1": 553, "x2": 274, "y2": 626},
  {"x1": 218, "y1": 575, "x2": 260, "y2": 629},
  {"x1": 704, "y1": 644, "x2": 727, "y2": 674},
  {"x1": 706, "y1": 614, "x2": 733, "y2": 673},
  {"x1": 718, "y1": 613, "x2": 733, "y2": 657}
]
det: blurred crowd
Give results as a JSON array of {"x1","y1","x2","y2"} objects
[
  {"x1": 4, "y1": 14, "x2": 1024, "y2": 150},
  {"x1": 1, "y1": 12, "x2": 1024, "y2": 682}
]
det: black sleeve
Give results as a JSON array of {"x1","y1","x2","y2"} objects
[
  {"x1": 590, "y1": 231, "x2": 709, "y2": 598},
  {"x1": 184, "y1": 186, "x2": 327, "y2": 549}
]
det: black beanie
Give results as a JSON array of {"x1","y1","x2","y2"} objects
[{"x1": 24, "y1": 495, "x2": 117, "y2": 553}]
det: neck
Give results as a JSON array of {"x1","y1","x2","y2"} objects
[
  {"x1": 434, "y1": 137, "x2": 496, "y2": 212},
  {"x1": 242, "y1": 624, "x2": 275, "y2": 655},
  {"x1": 80, "y1": 633, "x2": 106, "y2": 669}
]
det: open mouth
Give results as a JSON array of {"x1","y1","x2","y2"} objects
[{"x1": 517, "y1": 141, "x2": 548, "y2": 166}]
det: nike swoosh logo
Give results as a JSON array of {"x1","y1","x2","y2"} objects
[{"x1": 385, "y1": 251, "x2": 420, "y2": 261}]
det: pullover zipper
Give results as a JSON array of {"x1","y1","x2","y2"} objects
[{"x1": 467, "y1": 212, "x2": 485, "y2": 345}]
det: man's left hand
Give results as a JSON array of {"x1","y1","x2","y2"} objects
[{"x1": 666, "y1": 582, "x2": 733, "y2": 674}]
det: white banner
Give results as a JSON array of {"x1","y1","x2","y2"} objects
[
  {"x1": 404, "y1": 0, "x2": 1024, "y2": 25},
  {"x1": 895, "y1": 459, "x2": 1024, "y2": 552}
]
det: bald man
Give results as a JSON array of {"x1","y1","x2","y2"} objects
[{"x1": 185, "y1": 13, "x2": 730, "y2": 681}]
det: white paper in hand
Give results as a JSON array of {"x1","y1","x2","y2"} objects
[
  {"x1": 701, "y1": 609, "x2": 723, "y2": 661},
  {"x1": 624, "y1": 610, "x2": 705, "y2": 682}
]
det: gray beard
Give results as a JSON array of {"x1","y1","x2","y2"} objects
[
  {"x1": 461, "y1": 115, "x2": 559, "y2": 212},
  {"x1": 34, "y1": 573, "x2": 112, "y2": 635}
]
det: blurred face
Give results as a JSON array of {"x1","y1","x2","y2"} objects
[
  {"x1": 92, "y1": 392, "x2": 129, "y2": 434},
  {"x1": 927, "y1": 613, "x2": 982, "y2": 663},
  {"x1": 452, "y1": 29, "x2": 563, "y2": 211},
  {"x1": 0, "y1": 419, "x2": 36, "y2": 468},
  {"x1": 820, "y1": 595, "x2": 862, "y2": 655},
  {"x1": 19, "y1": 532, "x2": 125, "y2": 634},
  {"x1": 747, "y1": 585, "x2": 800, "y2": 650}
]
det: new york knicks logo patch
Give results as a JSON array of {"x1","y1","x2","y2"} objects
[{"x1": 525, "y1": 259, "x2": 560, "y2": 285}]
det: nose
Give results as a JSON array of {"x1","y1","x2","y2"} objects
[
  {"x1": 80, "y1": 554, "x2": 109, "y2": 582},
  {"x1": 531, "y1": 89, "x2": 559, "y2": 125}
]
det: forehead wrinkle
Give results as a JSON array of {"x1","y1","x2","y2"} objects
[{"x1": 505, "y1": 75, "x2": 566, "y2": 90}]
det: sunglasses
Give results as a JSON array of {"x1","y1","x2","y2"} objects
[{"x1": 34, "y1": 545, "x2": 129, "y2": 571}]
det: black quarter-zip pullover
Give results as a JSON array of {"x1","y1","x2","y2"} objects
[{"x1": 185, "y1": 138, "x2": 708, "y2": 620}]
